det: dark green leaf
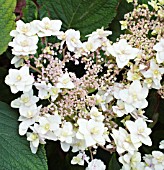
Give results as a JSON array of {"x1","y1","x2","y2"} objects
[
  {"x1": 109, "y1": 0, "x2": 133, "y2": 41},
  {"x1": 37, "y1": 0, "x2": 119, "y2": 38},
  {"x1": 0, "y1": 0, "x2": 16, "y2": 55},
  {"x1": 145, "y1": 89, "x2": 160, "y2": 128},
  {"x1": 108, "y1": 153, "x2": 121, "y2": 170},
  {"x1": 22, "y1": 0, "x2": 38, "y2": 22},
  {"x1": 0, "y1": 101, "x2": 48, "y2": 170}
]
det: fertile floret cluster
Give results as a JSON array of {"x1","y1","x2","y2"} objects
[{"x1": 5, "y1": 0, "x2": 164, "y2": 169}]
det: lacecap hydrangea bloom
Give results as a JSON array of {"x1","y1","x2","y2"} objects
[{"x1": 5, "y1": 0, "x2": 164, "y2": 168}]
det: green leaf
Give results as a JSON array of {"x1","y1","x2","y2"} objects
[
  {"x1": 108, "y1": 153, "x2": 121, "y2": 170},
  {"x1": 0, "y1": 0, "x2": 16, "y2": 55},
  {"x1": 22, "y1": 0, "x2": 38, "y2": 22},
  {"x1": 0, "y1": 101, "x2": 48, "y2": 170},
  {"x1": 109, "y1": 0, "x2": 133, "y2": 41},
  {"x1": 37, "y1": 0, "x2": 119, "y2": 38}
]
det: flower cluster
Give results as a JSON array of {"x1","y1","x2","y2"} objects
[
  {"x1": 5, "y1": 0, "x2": 164, "y2": 169},
  {"x1": 119, "y1": 141, "x2": 164, "y2": 170}
]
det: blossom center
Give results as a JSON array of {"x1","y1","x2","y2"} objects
[
  {"x1": 132, "y1": 93, "x2": 138, "y2": 100},
  {"x1": 62, "y1": 131, "x2": 68, "y2": 137},
  {"x1": 31, "y1": 133, "x2": 38, "y2": 140},
  {"x1": 125, "y1": 136, "x2": 131, "y2": 143},
  {"x1": 44, "y1": 22, "x2": 51, "y2": 30},
  {"x1": 146, "y1": 78, "x2": 153, "y2": 84},
  {"x1": 27, "y1": 111, "x2": 33, "y2": 118},
  {"x1": 62, "y1": 78, "x2": 70, "y2": 85},
  {"x1": 52, "y1": 88, "x2": 58, "y2": 94},
  {"x1": 44, "y1": 123, "x2": 50, "y2": 130},
  {"x1": 92, "y1": 112, "x2": 99, "y2": 117},
  {"x1": 21, "y1": 40, "x2": 29, "y2": 47},
  {"x1": 17, "y1": 75, "x2": 22, "y2": 81},
  {"x1": 21, "y1": 97, "x2": 29, "y2": 103},
  {"x1": 71, "y1": 37, "x2": 76, "y2": 43},
  {"x1": 21, "y1": 26, "x2": 29, "y2": 33},
  {"x1": 156, "y1": 155, "x2": 164, "y2": 163},
  {"x1": 132, "y1": 74, "x2": 139, "y2": 80},
  {"x1": 86, "y1": 43, "x2": 93, "y2": 51},
  {"x1": 90, "y1": 127, "x2": 99, "y2": 135},
  {"x1": 138, "y1": 128, "x2": 144, "y2": 134},
  {"x1": 153, "y1": 69, "x2": 159, "y2": 75}
]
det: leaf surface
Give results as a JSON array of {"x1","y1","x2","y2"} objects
[
  {"x1": 0, "y1": 101, "x2": 48, "y2": 170},
  {"x1": 0, "y1": 0, "x2": 16, "y2": 55},
  {"x1": 38, "y1": 0, "x2": 119, "y2": 37},
  {"x1": 108, "y1": 153, "x2": 121, "y2": 170}
]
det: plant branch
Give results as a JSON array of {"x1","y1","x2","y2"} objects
[
  {"x1": 98, "y1": 144, "x2": 116, "y2": 154},
  {"x1": 29, "y1": 65, "x2": 42, "y2": 74},
  {"x1": 89, "y1": 147, "x2": 93, "y2": 160}
]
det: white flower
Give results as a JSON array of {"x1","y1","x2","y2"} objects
[
  {"x1": 49, "y1": 86, "x2": 61, "y2": 101},
  {"x1": 141, "y1": 59, "x2": 164, "y2": 89},
  {"x1": 95, "y1": 88, "x2": 113, "y2": 111},
  {"x1": 158, "y1": 0, "x2": 164, "y2": 5},
  {"x1": 86, "y1": 28, "x2": 112, "y2": 55},
  {"x1": 71, "y1": 153, "x2": 85, "y2": 166},
  {"x1": 57, "y1": 122, "x2": 74, "y2": 151},
  {"x1": 86, "y1": 159, "x2": 106, "y2": 170},
  {"x1": 19, "y1": 104, "x2": 39, "y2": 118},
  {"x1": 56, "y1": 31, "x2": 66, "y2": 48},
  {"x1": 90, "y1": 106, "x2": 104, "y2": 122},
  {"x1": 18, "y1": 105, "x2": 41, "y2": 135},
  {"x1": 65, "y1": 29, "x2": 82, "y2": 52},
  {"x1": 56, "y1": 73, "x2": 75, "y2": 89},
  {"x1": 71, "y1": 138, "x2": 87, "y2": 152},
  {"x1": 113, "y1": 83, "x2": 124, "y2": 99},
  {"x1": 11, "y1": 55, "x2": 26, "y2": 68},
  {"x1": 148, "y1": 0, "x2": 159, "y2": 11},
  {"x1": 37, "y1": 17, "x2": 62, "y2": 37},
  {"x1": 34, "y1": 81, "x2": 51, "y2": 99},
  {"x1": 119, "y1": 152, "x2": 143, "y2": 170},
  {"x1": 130, "y1": 109, "x2": 152, "y2": 122},
  {"x1": 11, "y1": 90, "x2": 39, "y2": 108},
  {"x1": 108, "y1": 39, "x2": 139, "y2": 68},
  {"x1": 111, "y1": 127, "x2": 140, "y2": 154},
  {"x1": 143, "y1": 151, "x2": 164, "y2": 170},
  {"x1": 76, "y1": 119, "x2": 106, "y2": 147},
  {"x1": 83, "y1": 37, "x2": 101, "y2": 53},
  {"x1": 58, "y1": 122, "x2": 74, "y2": 143},
  {"x1": 5, "y1": 65, "x2": 34, "y2": 93},
  {"x1": 27, "y1": 124, "x2": 46, "y2": 154},
  {"x1": 152, "y1": 151, "x2": 164, "y2": 170},
  {"x1": 38, "y1": 114, "x2": 61, "y2": 134},
  {"x1": 86, "y1": 27, "x2": 112, "y2": 40},
  {"x1": 120, "y1": 21, "x2": 128, "y2": 30},
  {"x1": 159, "y1": 140, "x2": 164, "y2": 149},
  {"x1": 112, "y1": 100, "x2": 128, "y2": 117},
  {"x1": 127, "y1": 69, "x2": 141, "y2": 81},
  {"x1": 126, "y1": 0, "x2": 134, "y2": 3},
  {"x1": 143, "y1": 154, "x2": 155, "y2": 170},
  {"x1": 102, "y1": 39, "x2": 112, "y2": 55},
  {"x1": 38, "y1": 114, "x2": 61, "y2": 141},
  {"x1": 125, "y1": 118, "x2": 152, "y2": 146},
  {"x1": 103, "y1": 127, "x2": 111, "y2": 143},
  {"x1": 153, "y1": 38, "x2": 164, "y2": 64},
  {"x1": 119, "y1": 80, "x2": 149, "y2": 113},
  {"x1": 9, "y1": 34, "x2": 38, "y2": 55},
  {"x1": 10, "y1": 20, "x2": 39, "y2": 37}
]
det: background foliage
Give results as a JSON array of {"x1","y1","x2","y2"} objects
[{"x1": 0, "y1": 0, "x2": 163, "y2": 169}]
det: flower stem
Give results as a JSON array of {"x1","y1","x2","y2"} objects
[
  {"x1": 29, "y1": 65, "x2": 42, "y2": 74},
  {"x1": 89, "y1": 147, "x2": 93, "y2": 160}
]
